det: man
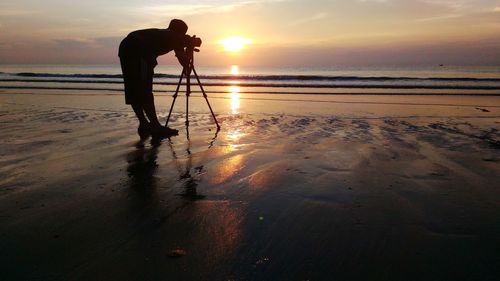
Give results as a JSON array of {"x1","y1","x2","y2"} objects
[{"x1": 119, "y1": 19, "x2": 190, "y2": 139}]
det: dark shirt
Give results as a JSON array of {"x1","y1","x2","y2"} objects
[{"x1": 119, "y1": 28, "x2": 187, "y2": 68}]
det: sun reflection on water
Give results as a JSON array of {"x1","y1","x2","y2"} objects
[
  {"x1": 225, "y1": 65, "x2": 245, "y2": 151},
  {"x1": 229, "y1": 85, "x2": 241, "y2": 115},
  {"x1": 229, "y1": 65, "x2": 241, "y2": 115}
]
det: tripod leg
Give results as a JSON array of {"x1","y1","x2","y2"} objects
[
  {"x1": 185, "y1": 66, "x2": 191, "y2": 127},
  {"x1": 192, "y1": 66, "x2": 220, "y2": 129},
  {"x1": 165, "y1": 71, "x2": 184, "y2": 127}
]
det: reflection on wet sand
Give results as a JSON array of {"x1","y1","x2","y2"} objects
[
  {"x1": 188, "y1": 200, "x2": 243, "y2": 274},
  {"x1": 226, "y1": 82, "x2": 246, "y2": 151},
  {"x1": 126, "y1": 139, "x2": 160, "y2": 190},
  {"x1": 226, "y1": 129, "x2": 245, "y2": 152},
  {"x1": 121, "y1": 80, "x2": 274, "y2": 278},
  {"x1": 167, "y1": 135, "x2": 205, "y2": 200},
  {"x1": 227, "y1": 129, "x2": 244, "y2": 142},
  {"x1": 229, "y1": 65, "x2": 241, "y2": 115},
  {"x1": 230, "y1": 86, "x2": 241, "y2": 115},
  {"x1": 210, "y1": 154, "x2": 246, "y2": 185},
  {"x1": 124, "y1": 139, "x2": 162, "y2": 217},
  {"x1": 122, "y1": 133, "x2": 244, "y2": 279}
]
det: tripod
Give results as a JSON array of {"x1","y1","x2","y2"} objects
[{"x1": 165, "y1": 48, "x2": 220, "y2": 130}]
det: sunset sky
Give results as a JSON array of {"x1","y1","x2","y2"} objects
[{"x1": 0, "y1": 0, "x2": 499, "y2": 66}]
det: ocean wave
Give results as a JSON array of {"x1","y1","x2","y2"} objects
[
  {"x1": 8, "y1": 72, "x2": 500, "y2": 82},
  {"x1": 0, "y1": 85, "x2": 500, "y2": 97},
  {"x1": 1, "y1": 78, "x2": 499, "y2": 90},
  {"x1": 1, "y1": 85, "x2": 500, "y2": 96}
]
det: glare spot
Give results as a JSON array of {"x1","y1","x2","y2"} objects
[{"x1": 221, "y1": 36, "x2": 251, "y2": 52}]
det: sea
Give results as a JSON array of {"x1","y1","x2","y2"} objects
[{"x1": 0, "y1": 64, "x2": 499, "y2": 96}]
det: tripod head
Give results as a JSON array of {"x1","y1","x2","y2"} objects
[{"x1": 184, "y1": 35, "x2": 202, "y2": 59}]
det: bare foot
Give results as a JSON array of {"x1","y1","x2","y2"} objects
[
  {"x1": 151, "y1": 126, "x2": 179, "y2": 138},
  {"x1": 137, "y1": 123, "x2": 151, "y2": 139}
]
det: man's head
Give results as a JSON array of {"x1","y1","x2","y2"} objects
[{"x1": 168, "y1": 19, "x2": 188, "y2": 35}]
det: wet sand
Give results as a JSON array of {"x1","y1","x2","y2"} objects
[{"x1": 1, "y1": 89, "x2": 500, "y2": 280}]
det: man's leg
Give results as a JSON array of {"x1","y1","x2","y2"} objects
[
  {"x1": 142, "y1": 100, "x2": 162, "y2": 129},
  {"x1": 139, "y1": 59, "x2": 162, "y2": 129},
  {"x1": 143, "y1": 99, "x2": 178, "y2": 137},
  {"x1": 139, "y1": 60, "x2": 178, "y2": 137},
  {"x1": 121, "y1": 55, "x2": 152, "y2": 138},
  {"x1": 131, "y1": 104, "x2": 149, "y2": 126},
  {"x1": 131, "y1": 104, "x2": 151, "y2": 139}
]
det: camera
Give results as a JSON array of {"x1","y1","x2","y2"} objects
[{"x1": 185, "y1": 35, "x2": 202, "y2": 50}]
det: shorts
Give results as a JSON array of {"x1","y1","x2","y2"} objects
[{"x1": 119, "y1": 38, "x2": 154, "y2": 105}]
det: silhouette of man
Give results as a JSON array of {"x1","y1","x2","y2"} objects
[{"x1": 119, "y1": 19, "x2": 190, "y2": 139}]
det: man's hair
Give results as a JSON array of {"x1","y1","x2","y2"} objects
[{"x1": 168, "y1": 19, "x2": 188, "y2": 35}]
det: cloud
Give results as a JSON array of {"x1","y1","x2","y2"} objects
[
  {"x1": 0, "y1": 2, "x2": 39, "y2": 16},
  {"x1": 420, "y1": 0, "x2": 466, "y2": 10},
  {"x1": 233, "y1": 36, "x2": 500, "y2": 66},
  {"x1": 415, "y1": 13, "x2": 461, "y2": 22},
  {"x1": 51, "y1": 36, "x2": 122, "y2": 50},
  {"x1": 94, "y1": 36, "x2": 121, "y2": 48},
  {"x1": 138, "y1": 4, "x2": 216, "y2": 17},
  {"x1": 137, "y1": 0, "x2": 287, "y2": 17},
  {"x1": 288, "y1": 12, "x2": 328, "y2": 26},
  {"x1": 420, "y1": 0, "x2": 499, "y2": 13},
  {"x1": 52, "y1": 38, "x2": 94, "y2": 49},
  {"x1": 0, "y1": 8, "x2": 37, "y2": 16}
]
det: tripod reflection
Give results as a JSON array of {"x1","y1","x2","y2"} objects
[{"x1": 166, "y1": 125, "x2": 220, "y2": 200}]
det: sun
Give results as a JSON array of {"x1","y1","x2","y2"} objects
[{"x1": 220, "y1": 36, "x2": 251, "y2": 52}]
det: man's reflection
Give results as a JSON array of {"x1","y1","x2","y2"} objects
[
  {"x1": 126, "y1": 126, "x2": 220, "y2": 202},
  {"x1": 125, "y1": 139, "x2": 161, "y2": 207},
  {"x1": 127, "y1": 140, "x2": 160, "y2": 186}
]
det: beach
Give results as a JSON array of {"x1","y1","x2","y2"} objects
[
  {"x1": 2, "y1": 0, "x2": 500, "y2": 277},
  {"x1": 1, "y1": 86, "x2": 499, "y2": 280}
]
